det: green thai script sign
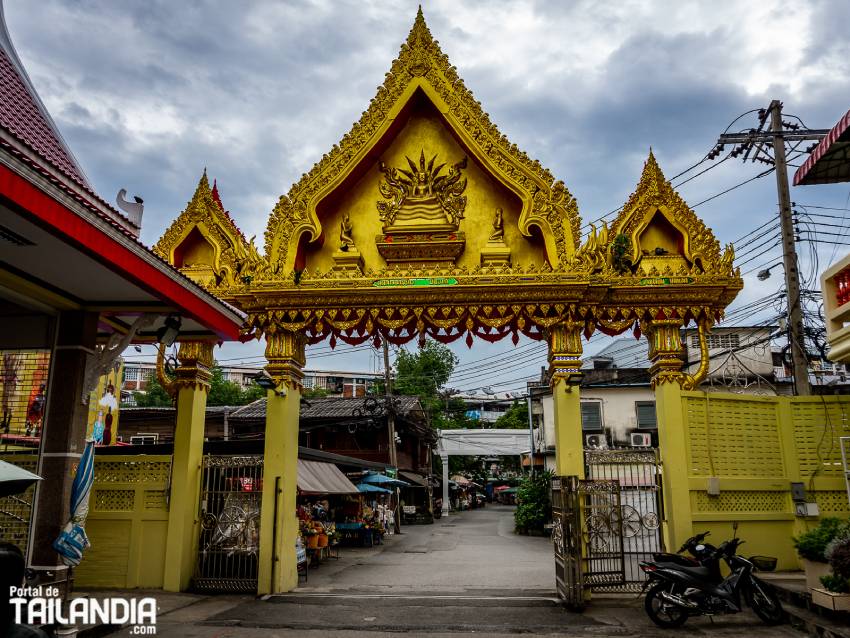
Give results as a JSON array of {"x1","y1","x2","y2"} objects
[
  {"x1": 638, "y1": 276, "x2": 694, "y2": 286},
  {"x1": 372, "y1": 277, "x2": 458, "y2": 288}
]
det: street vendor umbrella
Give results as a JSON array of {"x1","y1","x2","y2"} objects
[
  {"x1": 0, "y1": 460, "x2": 41, "y2": 498},
  {"x1": 360, "y1": 472, "x2": 410, "y2": 488},
  {"x1": 53, "y1": 440, "x2": 94, "y2": 567},
  {"x1": 357, "y1": 483, "x2": 393, "y2": 494}
]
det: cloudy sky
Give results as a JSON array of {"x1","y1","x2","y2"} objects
[{"x1": 6, "y1": 0, "x2": 850, "y2": 392}]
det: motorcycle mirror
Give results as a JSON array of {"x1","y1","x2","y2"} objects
[{"x1": 732, "y1": 520, "x2": 738, "y2": 534}]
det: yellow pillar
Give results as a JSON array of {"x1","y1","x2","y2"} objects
[
  {"x1": 163, "y1": 341, "x2": 214, "y2": 592},
  {"x1": 548, "y1": 320, "x2": 584, "y2": 478},
  {"x1": 257, "y1": 329, "x2": 305, "y2": 594},
  {"x1": 644, "y1": 318, "x2": 693, "y2": 552}
]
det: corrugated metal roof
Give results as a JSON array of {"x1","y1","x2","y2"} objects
[{"x1": 229, "y1": 396, "x2": 423, "y2": 421}]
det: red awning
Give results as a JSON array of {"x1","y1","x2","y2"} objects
[{"x1": 794, "y1": 108, "x2": 850, "y2": 186}]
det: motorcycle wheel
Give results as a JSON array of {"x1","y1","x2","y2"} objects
[
  {"x1": 747, "y1": 577, "x2": 784, "y2": 625},
  {"x1": 644, "y1": 582, "x2": 689, "y2": 628}
]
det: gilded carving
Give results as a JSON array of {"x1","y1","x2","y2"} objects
[
  {"x1": 265, "y1": 329, "x2": 306, "y2": 389},
  {"x1": 154, "y1": 172, "x2": 272, "y2": 289},
  {"x1": 264, "y1": 7, "x2": 581, "y2": 273},
  {"x1": 156, "y1": 341, "x2": 215, "y2": 396},
  {"x1": 377, "y1": 150, "x2": 468, "y2": 229}
]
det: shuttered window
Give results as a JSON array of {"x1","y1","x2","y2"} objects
[
  {"x1": 636, "y1": 401, "x2": 657, "y2": 429},
  {"x1": 581, "y1": 402, "x2": 603, "y2": 431}
]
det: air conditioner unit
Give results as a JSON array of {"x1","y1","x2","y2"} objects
[
  {"x1": 630, "y1": 432, "x2": 652, "y2": 447},
  {"x1": 585, "y1": 433, "x2": 607, "y2": 449}
]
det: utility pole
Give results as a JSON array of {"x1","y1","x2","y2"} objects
[
  {"x1": 382, "y1": 339, "x2": 401, "y2": 532},
  {"x1": 769, "y1": 100, "x2": 811, "y2": 396},
  {"x1": 714, "y1": 101, "x2": 829, "y2": 395}
]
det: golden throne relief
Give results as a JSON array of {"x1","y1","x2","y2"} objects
[{"x1": 375, "y1": 149, "x2": 468, "y2": 265}]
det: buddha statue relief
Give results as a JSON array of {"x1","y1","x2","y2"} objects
[
  {"x1": 375, "y1": 150, "x2": 468, "y2": 265},
  {"x1": 377, "y1": 150, "x2": 467, "y2": 232}
]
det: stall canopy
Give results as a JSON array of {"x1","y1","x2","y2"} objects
[
  {"x1": 297, "y1": 459, "x2": 359, "y2": 495},
  {"x1": 399, "y1": 471, "x2": 429, "y2": 488}
]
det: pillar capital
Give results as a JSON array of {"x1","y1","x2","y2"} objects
[
  {"x1": 642, "y1": 317, "x2": 685, "y2": 387},
  {"x1": 158, "y1": 341, "x2": 214, "y2": 395},
  {"x1": 265, "y1": 329, "x2": 306, "y2": 389},
  {"x1": 547, "y1": 318, "x2": 583, "y2": 386}
]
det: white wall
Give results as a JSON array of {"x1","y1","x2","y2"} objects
[
  {"x1": 536, "y1": 386, "x2": 656, "y2": 449},
  {"x1": 581, "y1": 386, "x2": 655, "y2": 443}
]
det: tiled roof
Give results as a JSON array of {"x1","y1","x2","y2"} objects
[{"x1": 0, "y1": 40, "x2": 88, "y2": 188}]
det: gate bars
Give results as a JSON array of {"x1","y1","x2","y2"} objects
[
  {"x1": 193, "y1": 455, "x2": 264, "y2": 592},
  {"x1": 552, "y1": 448, "x2": 664, "y2": 607}
]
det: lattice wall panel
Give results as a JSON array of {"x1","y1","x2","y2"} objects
[
  {"x1": 814, "y1": 490, "x2": 850, "y2": 516},
  {"x1": 792, "y1": 402, "x2": 850, "y2": 479},
  {"x1": 93, "y1": 489, "x2": 136, "y2": 512},
  {"x1": 94, "y1": 460, "x2": 171, "y2": 484},
  {"x1": 693, "y1": 490, "x2": 789, "y2": 513},
  {"x1": 685, "y1": 397, "x2": 783, "y2": 478}
]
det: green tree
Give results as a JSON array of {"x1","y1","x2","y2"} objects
[
  {"x1": 494, "y1": 401, "x2": 530, "y2": 429},
  {"x1": 131, "y1": 373, "x2": 172, "y2": 407},
  {"x1": 514, "y1": 470, "x2": 553, "y2": 534},
  {"x1": 394, "y1": 340, "x2": 458, "y2": 413},
  {"x1": 207, "y1": 366, "x2": 244, "y2": 406}
]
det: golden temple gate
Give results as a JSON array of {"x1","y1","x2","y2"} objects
[{"x1": 153, "y1": 9, "x2": 741, "y2": 594}]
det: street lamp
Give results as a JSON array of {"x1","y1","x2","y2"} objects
[{"x1": 757, "y1": 263, "x2": 783, "y2": 281}]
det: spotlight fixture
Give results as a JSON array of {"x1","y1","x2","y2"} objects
[
  {"x1": 156, "y1": 314, "x2": 181, "y2": 347},
  {"x1": 253, "y1": 370, "x2": 286, "y2": 397}
]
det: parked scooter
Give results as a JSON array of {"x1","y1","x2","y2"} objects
[{"x1": 639, "y1": 529, "x2": 784, "y2": 628}]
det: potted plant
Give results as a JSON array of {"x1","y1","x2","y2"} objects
[
  {"x1": 794, "y1": 517, "x2": 849, "y2": 589},
  {"x1": 812, "y1": 535, "x2": 850, "y2": 611}
]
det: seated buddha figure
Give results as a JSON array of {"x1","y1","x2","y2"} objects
[{"x1": 377, "y1": 150, "x2": 467, "y2": 233}]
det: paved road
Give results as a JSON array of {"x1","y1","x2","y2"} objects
[{"x1": 107, "y1": 505, "x2": 804, "y2": 637}]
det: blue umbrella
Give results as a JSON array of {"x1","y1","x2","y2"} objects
[
  {"x1": 361, "y1": 473, "x2": 410, "y2": 488},
  {"x1": 53, "y1": 440, "x2": 94, "y2": 567},
  {"x1": 357, "y1": 483, "x2": 393, "y2": 494}
]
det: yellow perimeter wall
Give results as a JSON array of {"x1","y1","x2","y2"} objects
[{"x1": 681, "y1": 392, "x2": 850, "y2": 570}]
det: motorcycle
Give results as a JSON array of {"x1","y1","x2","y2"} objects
[{"x1": 639, "y1": 531, "x2": 784, "y2": 628}]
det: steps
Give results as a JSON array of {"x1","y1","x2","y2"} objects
[{"x1": 762, "y1": 573, "x2": 850, "y2": 638}]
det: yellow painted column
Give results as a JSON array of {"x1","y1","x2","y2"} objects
[
  {"x1": 257, "y1": 329, "x2": 305, "y2": 595},
  {"x1": 548, "y1": 320, "x2": 585, "y2": 478},
  {"x1": 163, "y1": 341, "x2": 214, "y2": 592},
  {"x1": 644, "y1": 318, "x2": 692, "y2": 552}
]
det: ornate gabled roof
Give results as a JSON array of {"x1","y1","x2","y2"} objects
[
  {"x1": 264, "y1": 7, "x2": 580, "y2": 273},
  {"x1": 609, "y1": 151, "x2": 733, "y2": 276},
  {"x1": 0, "y1": 3, "x2": 88, "y2": 188},
  {"x1": 154, "y1": 171, "x2": 258, "y2": 287}
]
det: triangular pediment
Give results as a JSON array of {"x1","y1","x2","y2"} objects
[
  {"x1": 264, "y1": 8, "x2": 580, "y2": 275},
  {"x1": 604, "y1": 151, "x2": 735, "y2": 277},
  {"x1": 154, "y1": 172, "x2": 264, "y2": 288}
]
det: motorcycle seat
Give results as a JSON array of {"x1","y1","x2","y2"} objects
[{"x1": 656, "y1": 561, "x2": 711, "y2": 579}]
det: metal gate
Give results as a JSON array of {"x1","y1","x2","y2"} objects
[
  {"x1": 193, "y1": 455, "x2": 263, "y2": 592},
  {"x1": 552, "y1": 448, "x2": 664, "y2": 606}
]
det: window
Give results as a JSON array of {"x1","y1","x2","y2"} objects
[
  {"x1": 635, "y1": 401, "x2": 657, "y2": 429},
  {"x1": 124, "y1": 367, "x2": 139, "y2": 381},
  {"x1": 692, "y1": 333, "x2": 740, "y2": 350},
  {"x1": 130, "y1": 434, "x2": 158, "y2": 445},
  {"x1": 581, "y1": 402, "x2": 603, "y2": 431}
]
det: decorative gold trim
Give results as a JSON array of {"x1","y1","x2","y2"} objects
[{"x1": 263, "y1": 7, "x2": 580, "y2": 274}]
